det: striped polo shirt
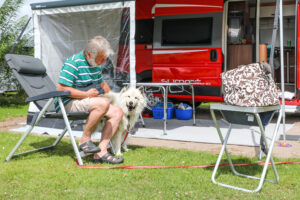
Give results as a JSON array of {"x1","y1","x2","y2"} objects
[{"x1": 54, "y1": 52, "x2": 103, "y2": 112}]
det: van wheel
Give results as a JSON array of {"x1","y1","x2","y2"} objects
[
  {"x1": 146, "y1": 91, "x2": 162, "y2": 106},
  {"x1": 140, "y1": 79, "x2": 162, "y2": 116},
  {"x1": 140, "y1": 78, "x2": 161, "y2": 107}
]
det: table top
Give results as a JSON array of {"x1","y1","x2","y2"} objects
[
  {"x1": 126, "y1": 82, "x2": 194, "y2": 87},
  {"x1": 210, "y1": 103, "x2": 281, "y2": 113}
]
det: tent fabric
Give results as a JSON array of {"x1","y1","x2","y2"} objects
[
  {"x1": 32, "y1": 1, "x2": 136, "y2": 87},
  {"x1": 30, "y1": 0, "x2": 136, "y2": 112}
]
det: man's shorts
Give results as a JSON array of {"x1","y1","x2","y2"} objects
[{"x1": 64, "y1": 98, "x2": 93, "y2": 113}]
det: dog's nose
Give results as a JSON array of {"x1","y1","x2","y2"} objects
[{"x1": 129, "y1": 101, "x2": 133, "y2": 105}]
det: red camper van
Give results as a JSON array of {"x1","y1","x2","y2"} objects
[
  {"x1": 116, "y1": 0, "x2": 300, "y2": 111},
  {"x1": 30, "y1": 0, "x2": 300, "y2": 112},
  {"x1": 133, "y1": 0, "x2": 224, "y2": 103}
]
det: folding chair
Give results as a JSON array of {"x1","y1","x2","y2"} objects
[
  {"x1": 210, "y1": 103, "x2": 282, "y2": 193},
  {"x1": 4, "y1": 54, "x2": 94, "y2": 165}
]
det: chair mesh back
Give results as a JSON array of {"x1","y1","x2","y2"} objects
[{"x1": 5, "y1": 54, "x2": 57, "y2": 111}]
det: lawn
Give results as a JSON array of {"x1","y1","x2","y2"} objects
[
  {"x1": 1, "y1": 131, "x2": 300, "y2": 199},
  {"x1": 0, "y1": 106, "x2": 300, "y2": 199},
  {"x1": 0, "y1": 105, "x2": 28, "y2": 122}
]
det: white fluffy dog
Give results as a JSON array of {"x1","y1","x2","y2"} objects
[{"x1": 98, "y1": 86, "x2": 147, "y2": 155}]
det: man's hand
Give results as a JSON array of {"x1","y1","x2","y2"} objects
[
  {"x1": 100, "y1": 81, "x2": 111, "y2": 93},
  {"x1": 87, "y1": 88, "x2": 99, "y2": 98}
]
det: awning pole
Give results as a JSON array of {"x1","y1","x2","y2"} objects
[
  {"x1": 279, "y1": 0, "x2": 286, "y2": 143},
  {"x1": 270, "y1": 0, "x2": 280, "y2": 77}
]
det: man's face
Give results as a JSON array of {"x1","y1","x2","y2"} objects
[
  {"x1": 86, "y1": 51, "x2": 107, "y2": 67},
  {"x1": 95, "y1": 53, "x2": 107, "y2": 66}
]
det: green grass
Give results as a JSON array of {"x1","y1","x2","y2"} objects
[
  {"x1": 0, "y1": 132, "x2": 300, "y2": 199},
  {"x1": 0, "y1": 104, "x2": 28, "y2": 122},
  {"x1": 0, "y1": 105, "x2": 300, "y2": 199}
]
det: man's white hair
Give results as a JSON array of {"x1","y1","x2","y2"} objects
[{"x1": 83, "y1": 36, "x2": 114, "y2": 59}]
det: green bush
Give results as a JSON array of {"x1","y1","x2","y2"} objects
[{"x1": 0, "y1": 90, "x2": 27, "y2": 106}]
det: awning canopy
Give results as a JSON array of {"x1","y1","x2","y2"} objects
[{"x1": 31, "y1": 0, "x2": 136, "y2": 90}]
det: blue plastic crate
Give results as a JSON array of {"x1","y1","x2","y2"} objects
[
  {"x1": 152, "y1": 103, "x2": 175, "y2": 119},
  {"x1": 176, "y1": 109, "x2": 193, "y2": 120}
]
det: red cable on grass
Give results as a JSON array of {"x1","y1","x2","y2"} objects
[
  {"x1": 79, "y1": 132, "x2": 300, "y2": 169},
  {"x1": 75, "y1": 159, "x2": 300, "y2": 169}
]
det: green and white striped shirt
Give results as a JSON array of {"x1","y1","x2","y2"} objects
[{"x1": 54, "y1": 52, "x2": 103, "y2": 112}]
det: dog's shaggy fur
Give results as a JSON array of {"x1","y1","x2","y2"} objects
[{"x1": 98, "y1": 86, "x2": 147, "y2": 155}]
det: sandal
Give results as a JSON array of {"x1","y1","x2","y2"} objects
[
  {"x1": 78, "y1": 140, "x2": 101, "y2": 153},
  {"x1": 93, "y1": 152, "x2": 124, "y2": 164}
]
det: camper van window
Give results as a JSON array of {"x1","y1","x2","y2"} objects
[
  {"x1": 135, "y1": 19, "x2": 154, "y2": 44},
  {"x1": 162, "y1": 17, "x2": 212, "y2": 46}
]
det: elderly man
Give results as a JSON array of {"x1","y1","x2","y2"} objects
[{"x1": 55, "y1": 36, "x2": 124, "y2": 164}]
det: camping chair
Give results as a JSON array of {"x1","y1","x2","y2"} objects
[
  {"x1": 210, "y1": 103, "x2": 282, "y2": 193},
  {"x1": 4, "y1": 54, "x2": 95, "y2": 165}
]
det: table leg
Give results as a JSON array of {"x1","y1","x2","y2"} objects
[
  {"x1": 191, "y1": 85, "x2": 196, "y2": 125},
  {"x1": 286, "y1": 51, "x2": 289, "y2": 83},
  {"x1": 210, "y1": 106, "x2": 281, "y2": 192},
  {"x1": 161, "y1": 86, "x2": 167, "y2": 135}
]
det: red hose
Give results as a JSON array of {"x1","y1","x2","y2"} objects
[
  {"x1": 75, "y1": 159, "x2": 300, "y2": 169},
  {"x1": 81, "y1": 132, "x2": 300, "y2": 169}
]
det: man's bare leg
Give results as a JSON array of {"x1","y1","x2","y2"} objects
[
  {"x1": 94, "y1": 104, "x2": 123, "y2": 159},
  {"x1": 79, "y1": 97, "x2": 110, "y2": 145}
]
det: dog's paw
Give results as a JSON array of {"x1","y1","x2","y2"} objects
[
  {"x1": 115, "y1": 151, "x2": 122, "y2": 156},
  {"x1": 121, "y1": 146, "x2": 130, "y2": 152}
]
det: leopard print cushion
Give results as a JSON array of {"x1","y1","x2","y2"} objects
[{"x1": 221, "y1": 62, "x2": 280, "y2": 107}]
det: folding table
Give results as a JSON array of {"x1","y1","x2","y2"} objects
[
  {"x1": 210, "y1": 103, "x2": 282, "y2": 193},
  {"x1": 127, "y1": 82, "x2": 196, "y2": 135}
]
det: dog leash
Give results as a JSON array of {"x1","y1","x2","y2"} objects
[
  {"x1": 120, "y1": 115, "x2": 131, "y2": 146},
  {"x1": 75, "y1": 159, "x2": 300, "y2": 169},
  {"x1": 121, "y1": 131, "x2": 129, "y2": 146}
]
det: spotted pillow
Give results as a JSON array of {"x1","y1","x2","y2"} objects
[{"x1": 221, "y1": 62, "x2": 279, "y2": 107}]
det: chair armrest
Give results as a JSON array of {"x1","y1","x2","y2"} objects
[{"x1": 26, "y1": 91, "x2": 71, "y2": 102}]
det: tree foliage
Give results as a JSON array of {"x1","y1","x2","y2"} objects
[
  {"x1": 0, "y1": 0, "x2": 33, "y2": 62},
  {"x1": 0, "y1": 0, "x2": 32, "y2": 100}
]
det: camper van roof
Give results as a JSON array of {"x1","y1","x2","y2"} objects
[{"x1": 31, "y1": 0, "x2": 133, "y2": 10}]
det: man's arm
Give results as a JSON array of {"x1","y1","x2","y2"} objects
[
  {"x1": 100, "y1": 81, "x2": 111, "y2": 93},
  {"x1": 57, "y1": 83, "x2": 99, "y2": 99}
]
